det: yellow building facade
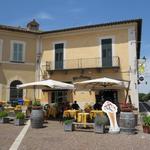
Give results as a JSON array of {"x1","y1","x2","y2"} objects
[{"x1": 0, "y1": 19, "x2": 142, "y2": 109}]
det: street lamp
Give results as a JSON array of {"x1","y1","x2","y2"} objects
[{"x1": 142, "y1": 56, "x2": 146, "y2": 62}]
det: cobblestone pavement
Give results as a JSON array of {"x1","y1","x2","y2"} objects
[
  {"x1": 18, "y1": 121, "x2": 150, "y2": 150},
  {"x1": 0, "y1": 121, "x2": 24, "y2": 150}
]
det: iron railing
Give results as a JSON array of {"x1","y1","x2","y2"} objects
[{"x1": 46, "y1": 56, "x2": 120, "y2": 71}]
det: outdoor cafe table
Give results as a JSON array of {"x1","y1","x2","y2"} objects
[
  {"x1": 77, "y1": 112, "x2": 90, "y2": 128},
  {"x1": 90, "y1": 110, "x2": 104, "y2": 119},
  {"x1": 63, "y1": 109, "x2": 80, "y2": 120},
  {"x1": 4, "y1": 106, "x2": 14, "y2": 112}
]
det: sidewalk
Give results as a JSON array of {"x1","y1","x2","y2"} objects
[
  {"x1": 0, "y1": 122, "x2": 24, "y2": 150},
  {"x1": 1, "y1": 120, "x2": 150, "y2": 150},
  {"x1": 18, "y1": 121, "x2": 150, "y2": 150}
]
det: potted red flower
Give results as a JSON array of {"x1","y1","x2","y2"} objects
[{"x1": 142, "y1": 115, "x2": 150, "y2": 134}]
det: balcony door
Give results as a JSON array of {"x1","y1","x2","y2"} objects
[
  {"x1": 55, "y1": 43, "x2": 64, "y2": 69},
  {"x1": 102, "y1": 39, "x2": 112, "y2": 67}
]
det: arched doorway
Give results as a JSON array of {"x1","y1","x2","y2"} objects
[{"x1": 10, "y1": 80, "x2": 23, "y2": 105}]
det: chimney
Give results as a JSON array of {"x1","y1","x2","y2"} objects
[{"x1": 27, "y1": 19, "x2": 39, "y2": 31}]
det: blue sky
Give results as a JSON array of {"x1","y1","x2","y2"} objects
[{"x1": 0, "y1": 0, "x2": 150, "y2": 93}]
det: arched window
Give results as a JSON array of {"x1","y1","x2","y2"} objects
[{"x1": 10, "y1": 80, "x2": 23, "y2": 103}]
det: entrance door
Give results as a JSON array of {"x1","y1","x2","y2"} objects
[
  {"x1": 102, "y1": 39, "x2": 112, "y2": 67},
  {"x1": 55, "y1": 43, "x2": 64, "y2": 69},
  {"x1": 96, "y1": 90, "x2": 118, "y2": 105},
  {"x1": 51, "y1": 90, "x2": 67, "y2": 103}
]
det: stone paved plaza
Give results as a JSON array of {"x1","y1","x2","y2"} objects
[
  {"x1": 0, "y1": 120, "x2": 150, "y2": 150},
  {"x1": 0, "y1": 122, "x2": 23, "y2": 150}
]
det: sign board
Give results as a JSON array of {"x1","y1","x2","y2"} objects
[
  {"x1": 138, "y1": 59, "x2": 146, "y2": 83},
  {"x1": 102, "y1": 101, "x2": 120, "y2": 133}
]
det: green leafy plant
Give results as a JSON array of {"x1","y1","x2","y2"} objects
[
  {"x1": 16, "y1": 112, "x2": 25, "y2": 120},
  {"x1": 64, "y1": 119, "x2": 73, "y2": 125},
  {"x1": 64, "y1": 116, "x2": 73, "y2": 125},
  {"x1": 0, "y1": 111, "x2": 8, "y2": 118},
  {"x1": 95, "y1": 114, "x2": 108, "y2": 125},
  {"x1": 32, "y1": 101, "x2": 41, "y2": 106},
  {"x1": 143, "y1": 115, "x2": 150, "y2": 126}
]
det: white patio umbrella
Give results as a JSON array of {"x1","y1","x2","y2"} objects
[
  {"x1": 74, "y1": 77, "x2": 130, "y2": 103},
  {"x1": 74, "y1": 77, "x2": 125, "y2": 89},
  {"x1": 17, "y1": 79, "x2": 74, "y2": 90},
  {"x1": 17, "y1": 79, "x2": 74, "y2": 100}
]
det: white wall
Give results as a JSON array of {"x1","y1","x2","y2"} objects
[{"x1": 128, "y1": 26, "x2": 139, "y2": 109}]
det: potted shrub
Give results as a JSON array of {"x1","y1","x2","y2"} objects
[
  {"x1": 32, "y1": 101, "x2": 42, "y2": 109},
  {"x1": 14, "y1": 112, "x2": 25, "y2": 126},
  {"x1": 64, "y1": 117, "x2": 74, "y2": 131},
  {"x1": 84, "y1": 103, "x2": 92, "y2": 113},
  {"x1": 94, "y1": 114, "x2": 108, "y2": 134},
  {"x1": 0, "y1": 111, "x2": 9, "y2": 123},
  {"x1": 142, "y1": 115, "x2": 150, "y2": 134},
  {"x1": 31, "y1": 101, "x2": 44, "y2": 128}
]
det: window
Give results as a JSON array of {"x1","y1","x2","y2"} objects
[
  {"x1": 10, "y1": 80, "x2": 23, "y2": 105},
  {"x1": 10, "y1": 41, "x2": 25, "y2": 63},
  {"x1": 101, "y1": 38, "x2": 112, "y2": 67},
  {"x1": 54, "y1": 43, "x2": 64, "y2": 69}
]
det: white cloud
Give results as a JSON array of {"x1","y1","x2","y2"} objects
[{"x1": 35, "y1": 12, "x2": 53, "y2": 20}]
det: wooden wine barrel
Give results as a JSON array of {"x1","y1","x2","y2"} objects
[
  {"x1": 31, "y1": 108, "x2": 44, "y2": 128},
  {"x1": 119, "y1": 112, "x2": 136, "y2": 134}
]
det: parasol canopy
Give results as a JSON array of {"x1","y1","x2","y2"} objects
[
  {"x1": 17, "y1": 79, "x2": 74, "y2": 90},
  {"x1": 74, "y1": 77, "x2": 127, "y2": 89}
]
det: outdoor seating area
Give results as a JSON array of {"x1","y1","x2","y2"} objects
[
  {"x1": 0, "y1": 77, "x2": 147, "y2": 135},
  {"x1": 1, "y1": 97, "x2": 150, "y2": 150},
  {"x1": 0, "y1": 76, "x2": 150, "y2": 150},
  {"x1": 0, "y1": 103, "x2": 26, "y2": 124}
]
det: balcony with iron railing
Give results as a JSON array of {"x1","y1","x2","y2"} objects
[{"x1": 45, "y1": 56, "x2": 120, "y2": 71}]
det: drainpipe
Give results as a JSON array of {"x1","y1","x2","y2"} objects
[
  {"x1": 36, "y1": 35, "x2": 42, "y2": 82},
  {"x1": 35, "y1": 35, "x2": 42, "y2": 98}
]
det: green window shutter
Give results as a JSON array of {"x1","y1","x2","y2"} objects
[
  {"x1": 102, "y1": 39, "x2": 112, "y2": 67},
  {"x1": 12, "y1": 43, "x2": 24, "y2": 62}
]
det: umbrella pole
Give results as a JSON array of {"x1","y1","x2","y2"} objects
[
  {"x1": 125, "y1": 81, "x2": 130, "y2": 104},
  {"x1": 34, "y1": 85, "x2": 36, "y2": 101}
]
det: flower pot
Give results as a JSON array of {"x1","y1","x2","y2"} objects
[
  {"x1": 14, "y1": 119, "x2": 24, "y2": 126},
  {"x1": 143, "y1": 125, "x2": 150, "y2": 134},
  {"x1": 94, "y1": 124, "x2": 105, "y2": 133},
  {"x1": 31, "y1": 107, "x2": 44, "y2": 128},
  {"x1": 64, "y1": 123, "x2": 73, "y2": 132},
  {"x1": 64, "y1": 119, "x2": 73, "y2": 131},
  {"x1": 0, "y1": 117, "x2": 9, "y2": 123},
  {"x1": 120, "y1": 112, "x2": 136, "y2": 134}
]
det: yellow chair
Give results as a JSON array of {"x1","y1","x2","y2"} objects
[
  {"x1": 90, "y1": 110, "x2": 104, "y2": 119},
  {"x1": 24, "y1": 98, "x2": 31, "y2": 106},
  {"x1": 77, "y1": 112, "x2": 90, "y2": 128}
]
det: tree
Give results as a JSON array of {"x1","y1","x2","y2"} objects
[
  {"x1": 139, "y1": 93, "x2": 146, "y2": 102},
  {"x1": 139, "y1": 92, "x2": 150, "y2": 102}
]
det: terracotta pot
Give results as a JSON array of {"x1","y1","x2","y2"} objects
[
  {"x1": 143, "y1": 125, "x2": 150, "y2": 134},
  {"x1": 32, "y1": 106, "x2": 42, "y2": 110}
]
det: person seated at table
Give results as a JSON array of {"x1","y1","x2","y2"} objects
[
  {"x1": 0, "y1": 102, "x2": 4, "y2": 111},
  {"x1": 93, "y1": 101, "x2": 102, "y2": 110},
  {"x1": 72, "y1": 101, "x2": 80, "y2": 110}
]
